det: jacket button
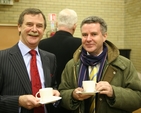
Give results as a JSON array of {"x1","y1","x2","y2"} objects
[
  {"x1": 99, "y1": 98, "x2": 102, "y2": 101},
  {"x1": 113, "y1": 71, "x2": 116, "y2": 74}
]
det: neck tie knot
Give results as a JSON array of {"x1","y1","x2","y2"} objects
[{"x1": 29, "y1": 50, "x2": 36, "y2": 56}]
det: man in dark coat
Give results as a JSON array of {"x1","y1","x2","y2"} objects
[
  {"x1": 39, "y1": 8, "x2": 81, "y2": 113},
  {"x1": 39, "y1": 8, "x2": 81, "y2": 88}
]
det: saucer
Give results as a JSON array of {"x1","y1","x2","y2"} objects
[
  {"x1": 76, "y1": 91, "x2": 99, "y2": 95},
  {"x1": 39, "y1": 96, "x2": 62, "y2": 104}
]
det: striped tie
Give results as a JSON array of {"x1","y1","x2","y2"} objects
[{"x1": 89, "y1": 66, "x2": 98, "y2": 113}]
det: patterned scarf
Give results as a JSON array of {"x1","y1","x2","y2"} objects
[{"x1": 78, "y1": 44, "x2": 107, "y2": 87}]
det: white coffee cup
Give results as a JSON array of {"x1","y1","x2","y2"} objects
[
  {"x1": 35, "y1": 87, "x2": 53, "y2": 102},
  {"x1": 82, "y1": 80, "x2": 96, "y2": 92}
]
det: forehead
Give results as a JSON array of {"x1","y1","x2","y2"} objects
[
  {"x1": 81, "y1": 23, "x2": 101, "y2": 32},
  {"x1": 23, "y1": 14, "x2": 44, "y2": 24}
]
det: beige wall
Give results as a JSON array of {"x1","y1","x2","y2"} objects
[
  {"x1": 125, "y1": 0, "x2": 141, "y2": 73},
  {"x1": 0, "y1": 0, "x2": 124, "y2": 45},
  {"x1": 0, "y1": 0, "x2": 140, "y2": 73}
]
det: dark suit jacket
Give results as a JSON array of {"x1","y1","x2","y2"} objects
[
  {"x1": 0, "y1": 44, "x2": 57, "y2": 113},
  {"x1": 39, "y1": 30, "x2": 81, "y2": 88}
]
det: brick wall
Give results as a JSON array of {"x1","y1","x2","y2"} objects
[
  {"x1": 0, "y1": 0, "x2": 124, "y2": 46},
  {"x1": 125, "y1": 0, "x2": 141, "y2": 73},
  {"x1": 0, "y1": 0, "x2": 140, "y2": 72}
]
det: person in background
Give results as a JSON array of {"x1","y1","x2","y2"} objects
[
  {"x1": 39, "y1": 8, "x2": 81, "y2": 88},
  {"x1": 38, "y1": 8, "x2": 81, "y2": 113},
  {"x1": 0, "y1": 8, "x2": 60, "y2": 113},
  {"x1": 58, "y1": 16, "x2": 141, "y2": 113}
]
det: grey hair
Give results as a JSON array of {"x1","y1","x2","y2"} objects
[
  {"x1": 80, "y1": 16, "x2": 107, "y2": 35},
  {"x1": 58, "y1": 8, "x2": 77, "y2": 29}
]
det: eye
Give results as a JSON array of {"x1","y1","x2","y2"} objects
[
  {"x1": 37, "y1": 24, "x2": 44, "y2": 28},
  {"x1": 26, "y1": 22, "x2": 33, "y2": 27},
  {"x1": 82, "y1": 33, "x2": 88, "y2": 37},
  {"x1": 91, "y1": 33, "x2": 97, "y2": 36}
]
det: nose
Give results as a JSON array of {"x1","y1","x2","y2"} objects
[
  {"x1": 86, "y1": 34, "x2": 92, "y2": 41},
  {"x1": 32, "y1": 25, "x2": 37, "y2": 32}
]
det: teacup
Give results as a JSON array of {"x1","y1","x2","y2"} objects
[
  {"x1": 35, "y1": 87, "x2": 53, "y2": 102},
  {"x1": 82, "y1": 80, "x2": 96, "y2": 92}
]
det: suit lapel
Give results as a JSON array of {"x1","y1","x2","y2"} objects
[
  {"x1": 9, "y1": 44, "x2": 32, "y2": 94},
  {"x1": 39, "y1": 50, "x2": 51, "y2": 87}
]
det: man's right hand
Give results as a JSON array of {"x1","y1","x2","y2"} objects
[
  {"x1": 72, "y1": 87, "x2": 92, "y2": 101},
  {"x1": 19, "y1": 95, "x2": 41, "y2": 109}
]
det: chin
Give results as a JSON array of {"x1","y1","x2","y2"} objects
[{"x1": 85, "y1": 48, "x2": 94, "y2": 52}]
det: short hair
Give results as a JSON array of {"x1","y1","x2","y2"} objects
[
  {"x1": 18, "y1": 8, "x2": 47, "y2": 29},
  {"x1": 80, "y1": 16, "x2": 107, "y2": 35},
  {"x1": 58, "y1": 8, "x2": 77, "y2": 29}
]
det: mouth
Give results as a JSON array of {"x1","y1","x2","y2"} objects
[
  {"x1": 86, "y1": 44, "x2": 93, "y2": 47},
  {"x1": 28, "y1": 32, "x2": 39, "y2": 37}
]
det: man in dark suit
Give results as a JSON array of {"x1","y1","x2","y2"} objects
[
  {"x1": 0, "y1": 8, "x2": 60, "y2": 113},
  {"x1": 39, "y1": 8, "x2": 81, "y2": 88},
  {"x1": 38, "y1": 8, "x2": 81, "y2": 113}
]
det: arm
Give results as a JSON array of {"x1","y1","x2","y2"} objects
[
  {"x1": 98, "y1": 58, "x2": 141, "y2": 112},
  {"x1": 0, "y1": 95, "x2": 19, "y2": 113},
  {"x1": 58, "y1": 60, "x2": 82, "y2": 110},
  {"x1": 110, "y1": 61, "x2": 141, "y2": 111}
]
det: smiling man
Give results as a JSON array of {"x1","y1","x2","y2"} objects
[
  {"x1": 0, "y1": 8, "x2": 60, "y2": 113},
  {"x1": 58, "y1": 16, "x2": 141, "y2": 113}
]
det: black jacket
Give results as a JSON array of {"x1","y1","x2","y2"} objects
[
  {"x1": 39, "y1": 30, "x2": 81, "y2": 88},
  {"x1": 0, "y1": 44, "x2": 57, "y2": 113}
]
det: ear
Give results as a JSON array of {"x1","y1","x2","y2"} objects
[
  {"x1": 73, "y1": 23, "x2": 77, "y2": 29},
  {"x1": 72, "y1": 23, "x2": 77, "y2": 31},
  {"x1": 18, "y1": 24, "x2": 21, "y2": 31},
  {"x1": 18, "y1": 24, "x2": 21, "y2": 36},
  {"x1": 103, "y1": 32, "x2": 107, "y2": 42}
]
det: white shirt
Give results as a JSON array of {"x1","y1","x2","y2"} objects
[
  {"x1": 18, "y1": 40, "x2": 47, "y2": 113},
  {"x1": 18, "y1": 40, "x2": 45, "y2": 88}
]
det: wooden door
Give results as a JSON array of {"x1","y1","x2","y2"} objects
[{"x1": 0, "y1": 24, "x2": 19, "y2": 50}]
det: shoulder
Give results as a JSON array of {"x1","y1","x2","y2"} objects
[
  {"x1": 0, "y1": 49, "x2": 9, "y2": 61},
  {"x1": 39, "y1": 38, "x2": 51, "y2": 44},
  {"x1": 0, "y1": 44, "x2": 18, "y2": 57},
  {"x1": 39, "y1": 49, "x2": 56, "y2": 65},
  {"x1": 73, "y1": 37, "x2": 81, "y2": 41},
  {"x1": 112, "y1": 55, "x2": 134, "y2": 70},
  {"x1": 66, "y1": 37, "x2": 81, "y2": 44},
  {"x1": 39, "y1": 49, "x2": 55, "y2": 57},
  {"x1": 68, "y1": 36, "x2": 81, "y2": 40},
  {"x1": 63, "y1": 59, "x2": 80, "y2": 76},
  {"x1": 38, "y1": 38, "x2": 53, "y2": 49}
]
